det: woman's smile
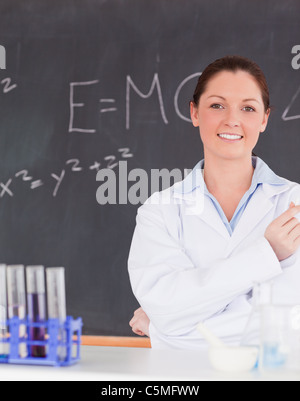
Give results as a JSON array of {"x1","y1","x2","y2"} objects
[{"x1": 217, "y1": 133, "x2": 244, "y2": 142}]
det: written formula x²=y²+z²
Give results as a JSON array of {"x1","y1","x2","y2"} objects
[{"x1": 0, "y1": 148, "x2": 133, "y2": 199}]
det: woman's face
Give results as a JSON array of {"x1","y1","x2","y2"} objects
[{"x1": 190, "y1": 70, "x2": 270, "y2": 161}]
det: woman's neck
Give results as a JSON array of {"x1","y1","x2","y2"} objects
[{"x1": 203, "y1": 155, "x2": 254, "y2": 195}]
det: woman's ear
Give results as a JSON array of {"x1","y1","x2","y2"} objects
[
  {"x1": 260, "y1": 108, "x2": 271, "y2": 133},
  {"x1": 190, "y1": 101, "x2": 200, "y2": 127}
]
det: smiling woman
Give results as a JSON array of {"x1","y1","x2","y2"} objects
[
  {"x1": 190, "y1": 68, "x2": 271, "y2": 221},
  {"x1": 128, "y1": 56, "x2": 300, "y2": 350},
  {"x1": 191, "y1": 66, "x2": 270, "y2": 165}
]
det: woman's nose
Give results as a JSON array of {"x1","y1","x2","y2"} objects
[{"x1": 224, "y1": 109, "x2": 240, "y2": 128}]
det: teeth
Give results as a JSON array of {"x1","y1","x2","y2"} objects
[{"x1": 218, "y1": 134, "x2": 242, "y2": 140}]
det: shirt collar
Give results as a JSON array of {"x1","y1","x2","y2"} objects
[{"x1": 173, "y1": 156, "x2": 287, "y2": 195}]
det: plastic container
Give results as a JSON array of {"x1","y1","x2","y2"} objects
[{"x1": 0, "y1": 316, "x2": 82, "y2": 366}]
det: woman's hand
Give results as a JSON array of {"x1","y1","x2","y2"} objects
[
  {"x1": 265, "y1": 202, "x2": 300, "y2": 261},
  {"x1": 129, "y1": 307, "x2": 150, "y2": 337}
]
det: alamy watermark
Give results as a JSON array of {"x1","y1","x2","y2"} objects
[
  {"x1": 96, "y1": 161, "x2": 204, "y2": 213},
  {"x1": 96, "y1": 161, "x2": 191, "y2": 205},
  {"x1": 291, "y1": 45, "x2": 300, "y2": 70},
  {"x1": 0, "y1": 45, "x2": 6, "y2": 69}
]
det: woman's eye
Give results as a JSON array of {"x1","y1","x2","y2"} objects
[
  {"x1": 210, "y1": 104, "x2": 224, "y2": 109},
  {"x1": 243, "y1": 106, "x2": 255, "y2": 112}
]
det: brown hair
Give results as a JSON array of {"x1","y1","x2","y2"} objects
[{"x1": 192, "y1": 55, "x2": 270, "y2": 113}]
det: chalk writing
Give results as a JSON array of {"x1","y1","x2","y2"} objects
[
  {"x1": 69, "y1": 80, "x2": 100, "y2": 133},
  {"x1": 68, "y1": 73, "x2": 204, "y2": 133},
  {"x1": 0, "y1": 179, "x2": 13, "y2": 197},
  {"x1": 1, "y1": 77, "x2": 17, "y2": 93},
  {"x1": 0, "y1": 148, "x2": 133, "y2": 198},
  {"x1": 126, "y1": 73, "x2": 169, "y2": 130},
  {"x1": 282, "y1": 84, "x2": 300, "y2": 121},
  {"x1": 99, "y1": 98, "x2": 117, "y2": 113},
  {"x1": 174, "y1": 72, "x2": 201, "y2": 123},
  {"x1": 51, "y1": 169, "x2": 65, "y2": 197}
]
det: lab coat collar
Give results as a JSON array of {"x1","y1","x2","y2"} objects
[
  {"x1": 172, "y1": 157, "x2": 290, "y2": 240},
  {"x1": 173, "y1": 161, "x2": 203, "y2": 197},
  {"x1": 173, "y1": 157, "x2": 288, "y2": 198}
]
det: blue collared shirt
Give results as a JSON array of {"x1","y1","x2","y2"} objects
[{"x1": 197, "y1": 157, "x2": 286, "y2": 236}]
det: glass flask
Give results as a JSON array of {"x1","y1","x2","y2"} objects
[{"x1": 240, "y1": 281, "x2": 273, "y2": 349}]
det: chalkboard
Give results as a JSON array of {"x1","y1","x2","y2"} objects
[{"x1": 0, "y1": 0, "x2": 299, "y2": 336}]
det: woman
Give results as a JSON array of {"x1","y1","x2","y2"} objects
[{"x1": 128, "y1": 56, "x2": 300, "y2": 349}]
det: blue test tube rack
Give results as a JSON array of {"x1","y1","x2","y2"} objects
[{"x1": 0, "y1": 316, "x2": 82, "y2": 366}]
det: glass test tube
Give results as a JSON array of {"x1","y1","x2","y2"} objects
[
  {"x1": 46, "y1": 267, "x2": 67, "y2": 360},
  {"x1": 0, "y1": 264, "x2": 8, "y2": 357},
  {"x1": 6, "y1": 265, "x2": 27, "y2": 358},
  {"x1": 26, "y1": 265, "x2": 47, "y2": 357}
]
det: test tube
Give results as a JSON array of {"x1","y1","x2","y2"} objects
[
  {"x1": 6, "y1": 265, "x2": 27, "y2": 358},
  {"x1": 26, "y1": 265, "x2": 47, "y2": 357},
  {"x1": 46, "y1": 267, "x2": 67, "y2": 360},
  {"x1": 0, "y1": 264, "x2": 8, "y2": 357}
]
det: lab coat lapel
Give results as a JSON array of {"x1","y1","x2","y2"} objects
[
  {"x1": 173, "y1": 166, "x2": 230, "y2": 239},
  {"x1": 174, "y1": 188, "x2": 230, "y2": 239},
  {"x1": 196, "y1": 196, "x2": 230, "y2": 239}
]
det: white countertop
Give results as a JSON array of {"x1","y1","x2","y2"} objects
[{"x1": 0, "y1": 345, "x2": 299, "y2": 381}]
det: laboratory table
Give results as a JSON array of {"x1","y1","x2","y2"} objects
[{"x1": 0, "y1": 345, "x2": 299, "y2": 381}]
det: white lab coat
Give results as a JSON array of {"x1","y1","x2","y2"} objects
[{"x1": 128, "y1": 161, "x2": 300, "y2": 349}]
